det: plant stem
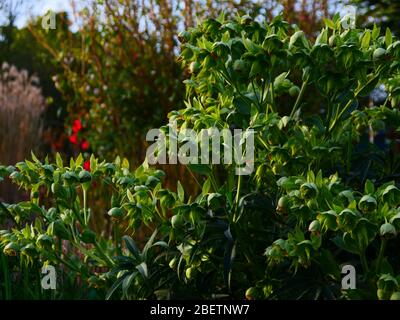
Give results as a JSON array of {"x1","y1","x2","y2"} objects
[
  {"x1": 328, "y1": 98, "x2": 353, "y2": 132},
  {"x1": 54, "y1": 255, "x2": 81, "y2": 273},
  {"x1": 94, "y1": 243, "x2": 115, "y2": 267},
  {"x1": 1, "y1": 252, "x2": 11, "y2": 299},
  {"x1": 83, "y1": 187, "x2": 88, "y2": 226},
  {"x1": 360, "y1": 251, "x2": 369, "y2": 275},
  {"x1": 376, "y1": 239, "x2": 387, "y2": 272},
  {"x1": 233, "y1": 174, "x2": 242, "y2": 222},
  {"x1": 290, "y1": 78, "x2": 308, "y2": 117},
  {"x1": 114, "y1": 224, "x2": 122, "y2": 256}
]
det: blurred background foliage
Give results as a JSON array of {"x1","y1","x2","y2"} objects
[{"x1": 0, "y1": 0, "x2": 399, "y2": 200}]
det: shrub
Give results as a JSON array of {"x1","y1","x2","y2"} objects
[{"x1": 2, "y1": 14, "x2": 400, "y2": 300}]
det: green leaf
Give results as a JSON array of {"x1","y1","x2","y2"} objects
[
  {"x1": 356, "y1": 73, "x2": 379, "y2": 97},
  {"x1": 202, "y1": 178, "x2": 211, "y2": 195},
  {"x1": 372, "y1": 24, "x2": 380, "y2": 40},
  {"x1": 31, "y1": 152, "x2": 41, "y2": 164},
  {"x1": 56, "y1": 153, "x2": 63, "y2": 168},
  {"x1": 122, "y1": 158, "x2": 130, "y2": 170},
  {"x1": 315, "y1": 28, "x2": 328, "y2": 45},
  {"x1": 106, "y1": 276, "x2": 125, "y2": 300},
  {"x1": 127, "y1": 189, "x2": 134, "y2": 203},
  {"x1": 249, "y1": 60, "x2": 262, "y2": 78},
  {"x1": 222, "y1": 30, "x2": 230, "y2": 43},
  {"x1": 364, "y1": 179, "x2": 375, "y2": 194},
  {"x1": 122, "y1": 272, "x2": 135, "y2": 297},
  {"x1": 324, "y1": 18, "x2": 335, "y2": 30},
  {"x1": 233, "y1": 97, "x2": 251, "y2": 115},
  {"x1": 143, "y1": 229, "x2": 157, "y2": 258},
  {"x1": 188, "y1": 163, "x2": 212, "y2": 176},
  {"x1": 76, "y1": 153, "x2": 83, "y2": 167},
  {"x1": 177, "y1": 181, "x2": 184, "y2": 202},
  {"x1": 361, "y1": 30, "x2": 371, "y2": 49},
  {"x1": 386, "y1": 28, "x2": 393, "y2": 47},
  {"x1": 289, "y1": 31, "x2": 305, "y2": 50},
  {"x1": 123, "y1": 236, "x2": 140, "y2": 260},
  {"x1": 136, "y1": 262, "x2": 148, "y2": 278}
]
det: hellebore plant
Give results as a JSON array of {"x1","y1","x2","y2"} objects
[{"x1": 2, "y1": 13, "x2": 400, "y2": 300}]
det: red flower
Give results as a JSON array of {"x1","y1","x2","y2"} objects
[
  {"x1": 81, "y1": 139, "x2": 90, "y2": 150},
  {"x1": 69, "y1": 134, "x2": 78, "y2": 145},
  {"x1": 72, "y1": 119, "x2": 82, "y2": 133},
  {"x1": 83, "y1": 160, "x2": 91, "y2": 171}
]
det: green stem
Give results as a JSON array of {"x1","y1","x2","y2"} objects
[
  {"x1": 83, "y1": 187, "x2": 88, "y2": 226},
  {"x1": 328, "y1": 98, "x2": 353, "y2": 132},
  {"x1": 94, "y1": 243, "x2": 115, "y2": 267},
  {"x1": 54, "y1": 255, "x2": 81, "y2": 273},
  {"x1": 376, "y1": 239, "x2": 387, "y2": 273},
  {"x1": 290, "y1": 78, "x2": 308, "y2": 118},
  {"x1": 114, "y1": 225, "x2": 122, "y2": 256},
  {"x1": 1, "y1": 252, "x2": 11, "y2": 299},
  {"x1": 233, "y1": 174, "x2": 242, "y2": 222},
  {"x1": 360, "y1": 251, "x2": 369, "y2": 275}
]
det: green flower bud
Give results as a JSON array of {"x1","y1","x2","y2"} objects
[
  {"x1": 390, "y1": 292, "x2": 400, "y2": 300},
  {"x1": 145, "y1": 175, "x2": 160, "y2": 187},
  {"x1": 3, "y1": 242, "x2": 20, "y2": 256},
  {"x1": 169, "y1": 257, "x2": 178, "y2": 269},
  {"x1": 171, "y1": 214, "x2": 184, "y2": 229},
  {"x1": 6, "y1": 165, "x2": 16, "y2": 174},
  {"x1": 359, "y1": 195, "x2": 377, "y2": 213},
  {"x1": 62, "y1": 171, "x2": 78, "y2": 184},
  {"x1": 377, "y1": 289, "x2": 391, "y2": 300},
  {"x1": 245, "y1": 287, "x2": 261, "y2": 300},
  {"x1": 21, "y1": 243, "x2": 38, "y2": 258},
  {"x1": 338, "y1": 209, "x2": 360, "y2": 230},
  {"x1": 189, "y1": 61, "x2": 200, "y2": 74},
  {"x1": 373, "y1": 48, "x2": 386, "y2": 60},
  {"x1": 108, "y1": 207, "x2": 123, "y2": 220},
  {"x1": 36, "y1": 234, "x2": 54, "y2": 249},
  {"x1": 289, "y1": 85, "x2": 300, "y2": 97},
  {"x1": 51, "y1": 182, "x2": 67, "y2": 198},
  {"x1": 79, "y1": 170, "x2": 92, "y2": 183},
  {"x1": 382, "y1": 185, "x2": 400, "y2": 207},
  {"x1": 46, "y1": 207, "x2": 58, "y2": 221},
  {"x1": 300, "y1": 183, "x2": 318, "y2": 200},
  {"x1": 80, "y1": 229, "x2": 97, "y2": 244},
  {"x1": 233, "y1": 59, "x2": 246, "y2": 73},
  {"x1": 160, "y1": 193, "x2": 176, "y2": 209},
  {"x1": 276, "y1": 196, "x2": 290, "y2": 215},
  {"x1": 318, "y1": 210, "x2": 338, "y2": 231},
  {"x1": 380, "y1": 222, "x2": 397, "y2": 239},
  {"x1": 185, "y1": 267, "x2": 194, "y2": 280},
  {"x1": 308, "y1": 220, "x2": 321, "y2": 233},
  {"x1": 42, "y1": 164, "x2": 54, "y2": 175},
  {"x1": 53, "y1": 219, "x2": 71, "y2": 240},
  {"x1": 104, "y1": 163, "x2": 116, "y2": 175},
  {"x1": 153, "y1": 170, "x2": 166, "y2": 179},
  {"x1": 328, "y1": 34, "x2": 337, "y2": 47}
]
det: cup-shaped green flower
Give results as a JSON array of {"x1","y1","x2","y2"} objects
[
  {"x1": 359, "y1": 195, "x2": 377, "y2": 213},
  {"x1": 380, "y1": 222, "x2": 397, "y2": 239},
  {"x1": 300, "y1": 183, "x2": 318, "y2": 200}
]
